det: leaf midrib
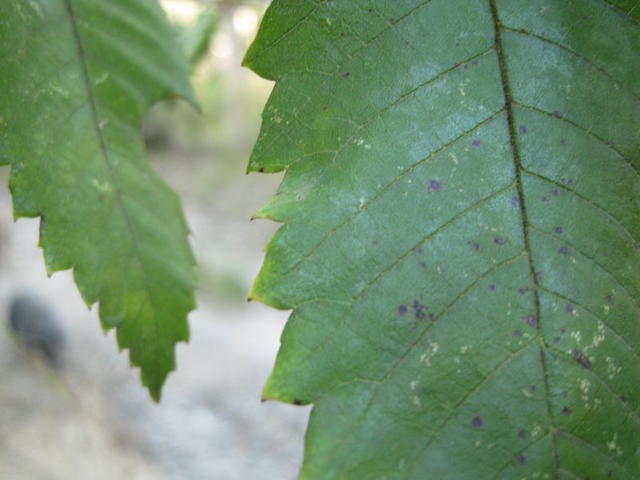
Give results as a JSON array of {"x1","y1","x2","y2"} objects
[
  {"x1": 62, "y1": 0, "x2": 161, "y2": 365},
  {"x1": 488, "y1": 0, "x2": 559, "y2": 475}
]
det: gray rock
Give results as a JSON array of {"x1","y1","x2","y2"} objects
[{"x1": 8, "y1": 292, "x2": 65, "y2": 367}]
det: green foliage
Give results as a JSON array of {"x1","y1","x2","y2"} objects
[
  {"x1": 245, "y1": 1, "x2": 640, "y2": 478},
  {"x1": 179, "y1": 9, "x2": 219, "y2": 69},
  {"x1": 0, "y1": 0, "x2": 197, "y2": 400}
]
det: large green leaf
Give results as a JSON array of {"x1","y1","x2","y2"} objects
[
  {"x1": 0, "y1": 0, "x2": 196, "y2": 399},
  {"x1": 245, "y1": 1, "x2": 640, "y2": 477}
]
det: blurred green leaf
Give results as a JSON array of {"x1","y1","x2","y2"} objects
[
  {"x1": 0, "y1": 0, "x2": 197, "y2": 400},
  {"x1": 180, "y1": 9, "x2": 218, "y2": 69},
  {"x1": 198, "y1": 265, "x2": 248, "y2": 304}
]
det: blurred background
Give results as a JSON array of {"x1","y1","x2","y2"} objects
[{"x1": 0, "y1": 1, "x2": 310, "y2": 478}]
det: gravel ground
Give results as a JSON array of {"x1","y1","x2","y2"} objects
[{"x1": 0, "y1": 171, "x2": 309, "y2": 479}]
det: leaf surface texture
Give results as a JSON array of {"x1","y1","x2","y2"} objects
[{"x1": 245, "y1": 0, "x2": 640, "y2": 477}]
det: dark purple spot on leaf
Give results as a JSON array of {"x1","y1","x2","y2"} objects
[
  {"x1": 471, "y1": 139, "x2": 481, "y2": 146},
  {"x1": 573, "y1": 349, "x2": 591, "y2": 369},
  {"x1": 519, "y1": 125, "x2": 528, "y2": 134},
  {"x1": 429, "y1": 179, "x2": 442, "y2": 191},
  {"x1": 517, "y1": 429, "x2": 528, "y2": 439},
  {"x1": 565, "y1": 303, "x2": 574, "y2": 313},
  {"x1": 413, "y1": 300, "x2": 427, "y2": 321},
  {"x1": 551, "y1": 189, "x2": 559, "y2": 196},
  {"x1": 371, "y1": 239, "x2": 379, "y2": 245},
  {"x1": 516, "y1": 454, "x2": 527, "y2": 465},
  {"x1": 562, "y1": 406, "x2": 572, "y2": 416},
  {"x1": 517, "y1": 287, "x2": 529, "y2": 295},
  {"x1": 560, "y1": 328, "x2": 566, "y2": 334},
  {"x1": 488, "y1": 284, "x2": 496, "y2": 291},
  {"x1": 526, "y1": 314, "x2": 537, "y2": 328},
  {"x1": 529, "y1": 385, "x2": 537, "y2": 392},
  {"x1": 494, "y1": 236, "x2": 506, "y2": 246},
  {"x1": 554, "y1": 226, "x2": 563, "y2": 234},
  {"x1": 513, "y1": 329, "x2": 523, "y2": 337},
  {"x1": 511, "y1": 196, "x2": 519, "y2": 206},
  {"x1": 471, "y1": 416, "x2": 483, "y2": 428},
  {"x1": 553, "y1": 110, "x2": 562, "y2": 118},
  {"x1": 553, "y1": 337, "x2": 560, "y2": 344},
  {"x1": 420, "y1": 261, "x2": 427, "y2": 269},
  {"x1": 398, "y1": 305, "x2": 408, "y2": 316},
  {"x1": 470, "y1": 241, "x2": 480, "y2": 250},
  {"x1": 560, "y1": 138, "x2": 566, "y2": 146},
  {"x1": 558, "y1": 246, "x2": 570, "y2": 255},
  {"x1": 605, "y1": 295, "x2": 614, "y2": 305},
  {"x1": 342, "y1": 72, "x2": 350, "y2": 78},
  {"x1": 535, "y1": 271, "x2": 544, "y2": 281}
]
